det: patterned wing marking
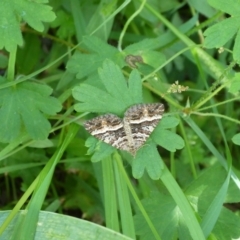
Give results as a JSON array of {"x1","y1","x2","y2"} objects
[
  {"x1": 124, "y1": 103, "x2": 165, "y2": 152},
  {"x1": 84, "y1": 103, "x2": 165, "y2": 155},
  {"x1": 84, "y1": 114, "x2": 131, "y2": 152}
]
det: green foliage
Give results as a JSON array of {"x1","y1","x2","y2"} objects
[
  {"x1": 204, "y1": 0, "x2": 240, "y2": 62},
  {"x1": 0, "y1": 77, "x2": 61, "y2": 142},
  {"x1": 73, "y1": 59, "x2": 184, "y2": 179},
  {"x1": 0, "y1": 0, "x2": 240, "y2": 240},
  {"x1": 0, "y1": 210, "x2": 133, "y2": 240},
  {"x1": 0, "y1": 0, "x2": 55, "y2": 51},
  {"x1": 135, "y1": 165, "x2": 240, "y2": 240},
  {"x1": 232, "y1": 133, "x2": 240, "y2": 145}
]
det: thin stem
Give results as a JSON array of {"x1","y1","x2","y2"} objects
[
  {"x1": 191, "y1": 111, "x2": 240, "y2": 124},
  {"x1": 7, "y1": 45, "x2": 17, "y2": 81},
  {"x1": 118, "y1": 0, "x2": 146, "y2": 51}
]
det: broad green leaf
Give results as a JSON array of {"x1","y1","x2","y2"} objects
[
  {"x1": 85, "y1": 137, "x2": 115, "y2": 162},
  {"x1": 152, "y1": 117, "x2": 184, "y2": 152},
  {"x1": 0, "y1": 78, "x2": 62, "y2": 142},
  {"x1": 212, "y1": 208, "x2": 240, "y2": 240},
  {"x1": 233, "y1": 27, "x2": 240, "y2": 62},
  {"x1": 132, "y1": 117, "x2": 183, "y2": 179},
  {"x1": 232, "y1": 133, "x2": 240, "y2": 145},
  {"x1": 128, "y1": 70, "x2": 143, "y2": 104},
  {"x1": 0, "y1": 0, "x2": 55, "y2": 51},
  {"x1": 157, "y1": 117, "x2": 180, "y2": 129},
  {"x1": 73, "y1": 84, "x2": 126, "y2": 114},
  {"x1": 0, "y1": 210, "x2": 132, "y2": 240},
  {"x1": 134, "y1": 165, "x2": 240, "y2": 240},
  {"x1": 204, "y1": 17, "x2": 240, "y2": 48},
  {"x1": 134, "y1": 191, "x2": 191, "y2": 240},
  {"x1": 208, "y1": 0, "x2": 240, "y2": 16},
  {"x1": 229, "y1": 73, "x2": 240, "y2": 94},
  {"x1": 132, "y1": 140, "x2": 164, "y2": 180},
  {"x1": 72, "y1": 59, "x2": 143, "y2": 115},
  {"x1": 203, "y1": 1, "x2": 240, "y2": 62},
  {"x1": 98, "y1": 60, "x2": 134, "y2": 107},
  {"x1": 152, "y1": 130, "x2": 184, "y2": 152},
  {"x1": 185, "y1": 165, "x2": 240, "y2": 239},
  {"x1": 67, "y1": 36, "x2": 120, "y2": 79}
]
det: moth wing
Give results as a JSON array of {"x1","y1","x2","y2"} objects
[
  {"x1": 124, "y1": 103, "x2": 165, "y2": 150},
  {"x1": 84, "y1": 114, "x2": 131, "y2": 152}
]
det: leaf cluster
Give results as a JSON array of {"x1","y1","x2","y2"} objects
[{"x1": 0, "y1": 0, "x2": 240, "y2": 240}]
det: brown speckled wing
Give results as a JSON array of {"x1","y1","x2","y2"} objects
[
  {"x1": 84, "y1": 103, "x2": 165, "y2": 155},
  {"x1": 84, "y1": 114, "x2": 132, "y2": 153},
  {"x1": 124, "y1": 103, "x2": 165, "y2": 154}
]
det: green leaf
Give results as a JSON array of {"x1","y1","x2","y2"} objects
[
  {"x1": 67, "y1": 36, "x2": 120, "y2": 79},
  {"x1": 203, "y1": 0, "x2": 240, "y2": 62},
  {"x1": 128, "y1": 70, "x2": 143, "y2": 104},
  {"x1": 0, "y1": 78, "x2": 62, "y2": 142},
  {"x1": 208, "y1": 0, "x2": 240, "y2": 16},
  {"x1": 134, "y1": 191, "x2": 191, "y2": 240},
  {"x1": 134, "y1": 165, "x2": 240, "y2": 240},
  {"x1": 229, "y1": 73, "x2": 240, "y2": 94},
  {"x1": 185, "y1": 165, "x2": 240, "y2": 239},
  {"x1": 0, "y1": 210, "x2": 133, "y2": 240},
  {"x1": 73, "y1": 84, "x2": 126, "y2": 114},
  {"x1": 86, "y1": 0, "x2": 118, "y2": 40},
  {"x1": 204, "y1": 17, "x2": 240, "y2": 48},
  {"x1": 152, "y1": 117, "x2": 185, "y2": 152},
  {"x1": 233, "y1": 27, "x2": 240, "y2": 62},
  {"x1": 132, "y1": 139, "x2": 164, "y2": 180},
  {"x1": 124, "y1": 38, "x2": 166, "y2": 71},
  {"x1": 0, "y1": 0, "x2": 55, "y2": 51},
  {"x1": 232, "y1": 133, "x2": 240, "y2": 145},
  {"x1": 200, "y1": 168, "x2": 231, "y2": 237},
  {"x1": 131, "y1": 117, "x2": 184, "y2": 179},
  {"x1": 72, "y1": 59, "x2": 143, "y2": 115},
  {"x1": 153, "y1": 130, "x2": 184, "y2": 152},
  {"x1": 157, "y1": 117, "x2": 180, "y2": 129},
  {"x1": 85, "y1": 137, "x2": 115, "y2": 162},
  {"x1": 50, "y1": 10, "x2": 75, "y2": 39}
]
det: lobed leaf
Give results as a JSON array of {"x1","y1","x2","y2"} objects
[
  {"x1": 229, "y1": 73, "x2": 240, "y2": 94},
  {"x1": 152, "y1": 129, "x2": 185, "y2": 152},
  {"x1": 134, "y1": 165, "x2": 240, "y2": 240},
  {"x1": 204, "y1": 17, "x2": 240, "y2": 48},
  {"x1": 152, "y1": 117, "x2": 184, "y2": 152},
  {"x1": 66, "y1": 36, "x2": 119, "y2": 79},
  {"x1": 232, "y1": 133, "x2": 240, "y2": 145},
  {"x1": 85, "y1": 137, "x2": 115, "y2": 162},
  {"x1": 132, "y1": 140, "x2": 164, "y2": 180},
  {"x1": 73, "y1": 59, "x2": 142, "y2": 115},
  {"x1": 0, "y1": 79, "x2": 62, "y2": 142},
  {"x1": 0, "y1": 0, "x2": 55, "y2": 51},
  {"x1": 208, "y1": 0, "x2": 240, "y2": 16}
]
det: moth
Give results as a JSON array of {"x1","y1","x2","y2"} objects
[{"x1": 84, "y1": 103, "x2": 165, "y2": 155}]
